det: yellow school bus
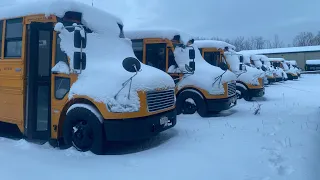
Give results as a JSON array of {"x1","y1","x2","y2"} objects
[
  {"x1": 0, "y1": 1, "x2": 176, "y2": 154},
  {"x1": 126, "y1": 29, "x2": 238, "y2": 117},
  {"x1": 194, "y1": 40, "x2": 265, "y2": 101},
  {"x1": 269, "y1": 58, "x2": 298, "y2": 80}
]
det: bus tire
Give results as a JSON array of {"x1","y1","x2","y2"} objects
[
  {"x1": 63, "y1": 107, "x2": 105, "y2": 155},
  {"x1": 237, "y1": 86, "x2": 252, "y2": 101},
  {"x1": 177, "y1": 90, "x2": 208, "y2": 117}
]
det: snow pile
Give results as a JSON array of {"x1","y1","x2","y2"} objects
[
  {"x1": 193, "y1": 40, "x2": 236, "y2": 50},
  {"x1": 172, "y1": 44, "x2": 237, "y2": 95},
  {"x1": 0, "y1": 0, "x2": 122, "y2": 35},
  {"x1": 306, "y1": 60, "x2": 320, "y2": 65},
  {"x1": 1, "y1": 75, "x2": 320, "y2": 180},
  {"x1": 56, "y1": 23, "x2": 175, "y2": 113},
  {"x1": 125, "y1": 29, "x2": 193, "y2": 45}
]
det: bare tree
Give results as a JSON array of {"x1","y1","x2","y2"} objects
[
  {"x1": 272, "y1": 34, "x2": 284, "y2": 48},
  {"x1": 293, "y1": 32, "x2": 314, "y2": 46},
  {"x1": 312, "y1": 31, "x2": 320, "y2": 45}
]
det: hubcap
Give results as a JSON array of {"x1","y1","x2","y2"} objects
[{"x1": 71, "y1": 120, "x2": 93, "y2": 151}]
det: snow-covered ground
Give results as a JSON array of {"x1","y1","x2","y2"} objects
[{"x1": 1, "y1": 75, "x2": 320, "y2": 180}]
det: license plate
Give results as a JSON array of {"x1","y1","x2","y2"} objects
[{"x1": 160, "y1": 116, "x2": 170, "y2": 127}]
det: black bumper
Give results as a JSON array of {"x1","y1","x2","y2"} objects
[
  {"x1": 275, "y1": 77, "x2": 283, "y2": 82},
  {"x1": 293, "y1": 75, "x2": 298, "y2": 79},
  {"x1": 103, "y1": 109, "x2": 177, "y2": 141},
  {"x1": 267, "y1": 78, "x2": 276, "y2": 83},
  {"x1": 248, "y1": 88, "x2": 265, "y2": 97},
  {"x1": 207, "y1": 95, "x2": 237, "y2": 112}
]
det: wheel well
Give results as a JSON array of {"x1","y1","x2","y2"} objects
[
  {"x1": 236, "y1": 81, "x2": 249, "y2": 90},
  {"x1": 177, "y1": 87, "x2": 207, "y2": 107},
  {"x1": 177, "y1": 87, "x2": 205, "y2": 100},
  {"x1": 57, "y1": 98, "x2": 101, "y2": 138}
]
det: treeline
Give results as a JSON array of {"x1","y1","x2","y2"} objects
[{"x1": 195, "y1": 31, "x2": 320, "y2": 51}]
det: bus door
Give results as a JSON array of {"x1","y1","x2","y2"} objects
[{"x1": 25, "y1": 22, "x2": 53, "y2": 140}]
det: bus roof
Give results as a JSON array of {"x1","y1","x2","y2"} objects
[
  {"x1": 306, "y1": 60, "x2": 320, "y2": 65},
  {"x1": 193, "y1": 40, "x2": 236, "y2": 50},
  {"x1": 0, "y1": 0, "x2": 123, "y2": 34},
  {"x1": 125, "y1": 28, "x2": 193, "y2": 45},
  {"x1": 269, "y1": 58, "x2": 285, "y2": 62}
]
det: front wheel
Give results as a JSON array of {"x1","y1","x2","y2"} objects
[
  {"x1": 63, "y1": 106, "x2": 105, "y2": 155},
  {"x1": 176, "y1": 90, "x2": 208, "y2": 117}
]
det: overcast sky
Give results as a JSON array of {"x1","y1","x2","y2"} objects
[
  {"x1": 3, "y1": 0, "x2": 319, "y2": 44},
  {"x1": 77, "y1": 0, "x2": 320, "y2": 44}
]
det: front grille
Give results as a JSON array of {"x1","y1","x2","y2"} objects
[
  {"x1": 146, "y1": 90, "x2": 175, "y2": 112},
  {"x1": 227, "y1": 82, "x2": 236, "y2": 97}
]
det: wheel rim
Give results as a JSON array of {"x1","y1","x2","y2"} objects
[
  {"x1": 182, "y1": 100, "x2": 197, "y2": 114},
  {"x1": 71, "y1": 120, "x2": 93, "y2": 151}
]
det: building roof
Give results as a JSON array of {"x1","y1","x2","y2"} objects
[{"x1": 240, "y1": 45, "x2": 320, "y2": 55}]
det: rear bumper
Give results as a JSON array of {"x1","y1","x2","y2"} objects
[
  {"x1": 207, "y1": 95, "x2": 237, "y2": 112},
  {"x1": 103, "y1": 109, "x2": 177, "y2": 141},
  {"x1": 248, "y1": 88, "x2": 265, "y2": 97}
]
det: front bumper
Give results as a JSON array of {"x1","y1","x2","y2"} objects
[
  {"x1": 275, "y1": 77, "x2": 283, "y2": 82},
  {"x1": 267, "y1": 77, "x2": 276, "y2": 83},
  {"x1": 103, "y1": 109, "x2": 177, "y2": 141},
  {"x1": 207, "y1": 95, "x2": 237, "y2": 112},
  {"x1": 248, "y1": 88, "x2": 265, "y2": 97}
]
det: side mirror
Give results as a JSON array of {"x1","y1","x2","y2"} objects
[
  {"x1": 189, "y1": 49, "x2": 195, "y2": 60},
  {"x1": 219, "y1": 62, "x2": 229, "y2": 71},
  {"x1": 239, "y1": 64, "x2": 246, "y2": 71},
  {"x1": 189, "y1": 61, "x2": 195, "y2": 71},
  {"x1": 73, "y1": 52, "x2": 86, "y2": 70},
  {"x1": 239, "y1": 55, "x2": 244, "y2": 63},
  {"x1": 122, "y1": 57, "x2": 141, "y2": 73},
  {"x1": 74, "y1": 29, "x2": 87, "y2": 48}
]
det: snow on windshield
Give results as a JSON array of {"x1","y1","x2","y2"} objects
[
  {"x1": 56, "y1": 26, "x2": 175, "y2": 113},
  {"x1": 171, "y1": 45, "x2": 236, "y2": 95}
]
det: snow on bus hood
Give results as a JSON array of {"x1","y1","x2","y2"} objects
[
  {"x1": 282, "y1": 62, "x2": 297, "y2": 75},
  {"x1": 171, "y1": 45, "x2": 236, "y2": 95},
  {"x1": 225, "y1": 52, "x2": 264, "y2": 85},
  {"x1": 57, "y1": 29, "x2": 175, "y2": 113}
]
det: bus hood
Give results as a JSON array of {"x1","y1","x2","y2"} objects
[{"x1": 56, "y1": 28, "x2": 175, "y2": 113}]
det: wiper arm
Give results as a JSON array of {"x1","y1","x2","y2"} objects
[{"x1": 213, "y1": 70, "x2": 227, "y2": 86}]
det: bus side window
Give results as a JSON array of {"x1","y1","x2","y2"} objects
[
  {"x1": 132, "y1": 40, "x2": 143, "y2": 62},
  {"x1": 5, "y1": 18, "x2": 23, "y2": 58},
  {"x1": 55, "y1": 77, "x2": 70, "y2": 100},
  {"x1": 55, "y1": 36, "x2": 68, "y2": 65}
]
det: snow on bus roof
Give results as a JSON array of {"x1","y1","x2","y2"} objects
[
  {"x1": 269, "y1": 58, "x2": 285, "y2": 62},
  {"x1": 125, "y1": 28, "x2": 193, "y2": 44},
  {"x1": 306, "y1": 60, "x2": 320, "y2": 65},
  {"x1": 193, "y1": 40, "x2": 236, "y2": 50},
  {"x1": 0, "y1": 0, "x2": 123, "y2": 34},
  {"x1": 240, "y1": 45, "x2": 320, "y2": 54}
]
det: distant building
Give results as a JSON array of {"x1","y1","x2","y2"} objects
[{"x1": 240, "y1": 46, "x2": 320, "y2": 70}]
